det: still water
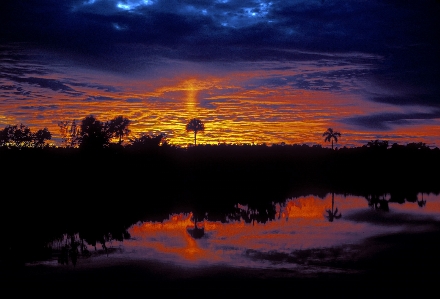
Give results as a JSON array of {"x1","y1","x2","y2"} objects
[{"x1": 36, "y1": 192, "x2": 440, "y2": 275}]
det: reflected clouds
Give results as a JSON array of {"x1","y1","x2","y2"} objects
[{"x1": 119, "y1": 193, "x2": 440, "y2": 273}]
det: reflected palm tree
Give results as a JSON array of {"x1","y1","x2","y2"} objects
[
  {"x1": 187, "y1": 213, "x2": 205, "y2": 239},
  {"x1": 325, "y1": 192, "x2": 342, "y2": 222},
  {"x1": 417, "y1": 193, "x2": 427, "y2": 208}
]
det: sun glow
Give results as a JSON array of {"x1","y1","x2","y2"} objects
[{"x1": 2, "y1": 55, "x2": 439, "y2": 148}]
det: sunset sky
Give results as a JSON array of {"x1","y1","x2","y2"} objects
[{"x1": 1, "y1": 0, "x2": 439, "y2": 147}]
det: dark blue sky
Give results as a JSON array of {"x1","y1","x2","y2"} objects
[{"x1": 1, "y1": 0, "x2": 439, "y2": 146}]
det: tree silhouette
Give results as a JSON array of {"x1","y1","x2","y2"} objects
[
  {"x1": 323, "y1": 128, "x2": 341, "y2": 150},
  {"x1": 78, "y1": 115, "x2": 113, "y2": 150},
  {"x1": 108, "y1": 116, "x2": 130, "y2": 145},
  {"x1": 128, "y1": 133, "x2": 166, "y2": 150},
  {"x1": 365, "y1": 139, "x2": 388, "y2": 150},
  {"x1": 0, "y1": 124, "x2": 51, "y2": 148},
  {"x1": 186, "y1": 118, "x2": 205, "y2": 146},
  {"x1": 58, "y1": 120, "x2": 80, "y2": 148},
  {"x1": 34, "y1": 128, "x2": 52, "y2": 148},
  {"x1": 8, "y1": 124, "x2": 33, "y2": 148}
]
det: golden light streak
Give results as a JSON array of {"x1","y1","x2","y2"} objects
[{"x1": 1, "y1": 65, "x2": 439, "y2": 148}]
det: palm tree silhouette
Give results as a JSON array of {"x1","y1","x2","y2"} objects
[
  {"x1": 323, "y1": 128, "x2": 341, "y2": 150},
  {"x1": 186, "y1": 118, "x2": 205, "y2": 146},
  {"x1": 325, "y1": 192, "x2": 342, "y2": 222}
]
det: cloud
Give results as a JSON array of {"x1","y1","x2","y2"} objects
[
  {"x1": 343, "y1": 111, "x2": 440, "y2": 131},
  {"x1": 84, "y1": 95, "x2": 118, "y2": 102},
  {"x1": 2, "y1": 0, "x2": 438, "y2": 89},
  {"x1": 19, "y1": 105, "x2": 59, "y2": 111},
  {"x1": 371, "y1": 95, "x2": 440, "y2": 108},
  {"x1": 2, "y1": 1, "x2": 437, "y2": 59},
  {"x1": 10, "y1": 76, "x2": 75, "y2": 92}
]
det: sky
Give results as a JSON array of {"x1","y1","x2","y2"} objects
[{"x1": 1, "y1": 0, "x2": 439, "y2": 147}]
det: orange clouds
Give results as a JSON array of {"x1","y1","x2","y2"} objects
[{"x1": 2, "y1": 63, "x2": 439, "y2": 148}]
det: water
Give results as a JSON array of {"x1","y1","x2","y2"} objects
[{"x1": 35, "y1": 192, "x2": 440, "y2": 276}]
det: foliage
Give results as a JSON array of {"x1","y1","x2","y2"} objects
[
  {"x1": 365, "y1": 139, "x2": 389, "y2": 150},
  {"x1": 322, "y1": 128, "x2": 341, "y2": 150},
  {"x1": 186, "y1": 118, "x2": 205, "y2": 146},
  {"x1": 78, "y1": 115, "x2": 114, "y2": 150},
  {"x1": 128, "y1": 133, "x2": 167, "y2": 150},
  {"x1": 0, "y1": 123, "x2": 52, "y2": 148},
  {"x1": 77, "y1": 115, "x2": 132, "y2": 149},
  {"x1": 406, "y1": 142, "x2": 430, "y2": 150},
  {"x1": 33, "y1": 128, "x2": 52, "y2": 148},
  {"x1": 107, "y1": 116, "x2": 131, "y2": 145},
  {"x1": 58, "y1": 120, "x2": 80, "y2": 148}
]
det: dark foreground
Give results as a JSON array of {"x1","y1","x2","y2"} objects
[{"x1": 1, "y1": 145, "x2": 439, "y2": 298}]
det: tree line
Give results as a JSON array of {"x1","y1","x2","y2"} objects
[
  {"x1": 0, "y1": 123, "x2": 52, "y2": 149},
  {"x1": 0, "y1": 115, "x2": 437, "y2": 151}
]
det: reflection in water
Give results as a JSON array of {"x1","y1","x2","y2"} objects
[
  {"x1": 418, "y1": 193, "x2": 427, "y2": 208},
  {"x1": 116, "y1": 193, "x2": 440, "y2": 273},
  {"x1": 325, "y1": 192, "x2": 342, "y2": 222},
  {"x1": 32, "y1": 192, "x2": 440, "y2": 276}
]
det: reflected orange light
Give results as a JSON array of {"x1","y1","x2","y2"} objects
[
  {"x1": 129, "y1": 197, "x2": 336, "y2": 262},
  {"x1": 124, "y1": 193, "x2": 440, "y2": 269},
  {"x1": 283, "y1": 196, "x2": 328, "y2": 220},
  {"x1": 130, "y1": 213, "x2": 217, "y2": 262}
]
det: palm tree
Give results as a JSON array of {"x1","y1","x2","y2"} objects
[
  {"x1": 323, "y1": 127, "x2": 341, "y2": 149},
  {"x1": 186, "y1": 118, "x2": 205, "y2": 146}
]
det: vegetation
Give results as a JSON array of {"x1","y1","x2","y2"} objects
[
  {"x1": 323, "y1": 128, "x2": 341, "y2": 150},
  {"x1": 107, "y1": 115, "x2": 131, "y2": 145},
  {"x1": 58, "y1": 120, "x2": 80, "y2": 148},
  {"x1": 0, "y1": 123, "x2": 51, "y2": 148},
  {"x1": 186, "y1": 118, "x2": 205, "y2": 146},
  {"x1": 127, "y1": 133, "x2": 167, "y2": 151}
]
